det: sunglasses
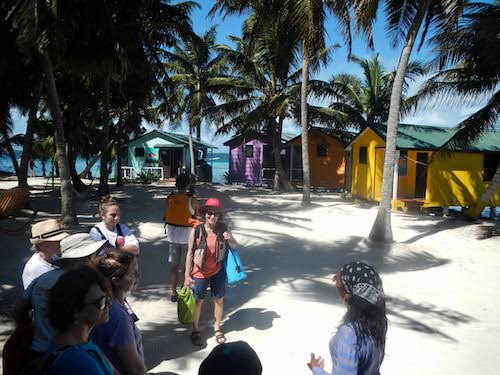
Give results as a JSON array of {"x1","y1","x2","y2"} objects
[
  {"x1": 84, "y1": 295, "x2": 111, "y2": 310},
  {"x1": 206, "y1": 211, "x2": 220, "y2": 217}
]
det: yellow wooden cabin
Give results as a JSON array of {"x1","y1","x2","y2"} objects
[{"x1": 345, "y1": 123, "x2": 500, "y2": 210}]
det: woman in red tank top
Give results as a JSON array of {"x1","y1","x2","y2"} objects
[{"x1": 184, "y1": 198, "x2": 237, "y2": 346}]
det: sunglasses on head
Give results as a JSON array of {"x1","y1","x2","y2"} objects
[
  {"x1": 84, "y1": 295, "x2": 111, "y2": 310},
  {"x1": 206, "y1": 210, "x2": 220, "y2": 217}
]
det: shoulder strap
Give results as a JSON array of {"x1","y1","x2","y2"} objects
[
  {"x1": 92, "y1": 226, "x2": 106, "y2": 240},
  {"x1": 116, "y1": 224, "x2": 123, "y2": 237},
  {"x1": 41, "y1": 345, "x2": 74, "y2": 373}
]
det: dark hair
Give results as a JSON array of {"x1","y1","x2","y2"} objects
[
  {"x1": 92, "y1": 251, "x2": 135, "y2": 292},
  {"x1": 98, "y1": 196, "x2": 119, "y2": 216},
  {"x1": 341, "y1": 297, "x2": 388, "y2": 349},
  {"x1": 48, "y1": 266, "x2": 111, "y2": 331},
  {"x1": 175, "y1": 173, "x2": 190, "y2": 189},
  {"x1": 199, "y1": 341, "x2": 262, "y2": 375}
]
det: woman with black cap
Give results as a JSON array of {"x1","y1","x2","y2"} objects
[
  {"x1": 307, "y1": 261, "x2": 387, "y2": 375},
  {"x1": 184, "y1": 197, "x2": 237, "y2": 346}
]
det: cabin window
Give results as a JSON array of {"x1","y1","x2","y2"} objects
[
  {"x1": 359, "y1": 147, "x2": 367, "y2": 164},
  {"x1": 483, "y1": 154, "x2": 500, "y2": 181},
  {"x1": 398, "y1": 151, "x2": 408, "y2": 176},
  {"x1": 245, "y1": 145, "x2": 254, "y2": 158},
  {"x1": 135, "y1": 147, "x2": 145, "y2": 157},
  {"x1": 317, "y1": 144, "x2": 328, "y2": 157}
]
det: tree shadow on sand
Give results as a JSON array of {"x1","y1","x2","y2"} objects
[{"x1": 0, "y1": 183, "x2": 478, "y2": 371}]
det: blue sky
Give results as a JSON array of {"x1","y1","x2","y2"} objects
[{"x1": 11, "y1": 1, "x2": 484, "y2": 150}]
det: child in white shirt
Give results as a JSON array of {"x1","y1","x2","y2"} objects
[{"x1": 90, "y1": 197, "x2": 140, "y2": 256}]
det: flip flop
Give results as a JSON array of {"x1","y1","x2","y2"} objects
[
  {"x1": 190, "y1": 331, "x2": 203, "y2": 346},
  {"x1": 214, "y1": 330, "x2": 226, "y2": 344}
]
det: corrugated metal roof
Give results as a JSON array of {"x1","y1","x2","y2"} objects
[
  {"x1": 153, "y1": 143, "x2": 184, "y2": 148},
  {"x1": 369, "y1": 123, "x2": 500, "y2": 152}
]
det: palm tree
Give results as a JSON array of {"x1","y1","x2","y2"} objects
[
  {"x1": 411, "y1": 1, "x2": 500, "y2": 219},
  {"x1": 363, "y1": 0, "x2": 467, "y2": 243},
  {"x1": 211, "y1": 0, "x2": 356, "y2": 204},
  {"x1": 32, "y1": 137, "x2": 54, "y2": 177},
  {"x1": 309, "y1": 55, "x2": 427, "y2": 128},
  {"x1": 209, "y1": 30, "x2": 301, "y2": 191},
  {"x1": 166, "y1": 28, "x2": 228, "y2": 176}
]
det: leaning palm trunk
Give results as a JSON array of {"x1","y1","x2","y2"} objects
[
  {"x1": 1, "y1": 128, "x2": 20, "y2": 176},
  {"x1": 188, "y1": 127, "x2": 196, "y2": 176},
  {"x1": 271, "y1": 118, "x2": 293, "y2": 191},
  {"x1": 368, "y1": 2, "x2": 431, "y2": 243},
  {"x1": 79, "y1": 152, "x2": 101, "y2": 179},
  {"x1": 98, "y1": 75, "x2": 111, "y2": 197},
  {"x1": 300, "y1": 43, "x2": 311, "y2": 205},
  {"x1": 18, "y1": 88, "x2": 40, "y2": 188},
  {"x1": 464, "y1": 164, "x2": 500, "y2": 219},
  {"x1": 40, "y1": 52, "x2": 76, "y2": 224}
]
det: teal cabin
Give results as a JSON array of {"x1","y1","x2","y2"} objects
[{"x1": 123, "y1": 130, "x2": 217, "y2": 181}]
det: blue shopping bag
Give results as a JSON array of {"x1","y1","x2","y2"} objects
[{"x1": 225, "y1": 248, "x2": 247, "y2": 284}]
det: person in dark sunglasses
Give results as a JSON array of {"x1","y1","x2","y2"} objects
[
  {"x1": 184, "y1": 197, "x2": 237, "y2": 346},
  {"x1": 91, "y1": 251, "x2": 146, "y2": 375},
  {"x1": 43, "y1": 266, "x2": 114, "y2": 374}
]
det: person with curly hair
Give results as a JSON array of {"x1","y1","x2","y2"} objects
[{"x1": 91, "y1": 251, "x2": 146, "y2": 375}]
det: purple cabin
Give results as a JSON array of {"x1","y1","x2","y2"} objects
[{"x1": 224, "y1": 132, "x2": 295, "y2": 185}]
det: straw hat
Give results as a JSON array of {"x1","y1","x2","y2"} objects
[
  {"x1": 52, "y1": 233, "x2": 106, "y2": 264},
  {"x1": 30, "y1": 219, "x2": 70, "y2": 245}
]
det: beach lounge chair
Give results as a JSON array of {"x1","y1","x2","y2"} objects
[{"x1": 0, "y1": 188, "x2": 30, "y2": 218}]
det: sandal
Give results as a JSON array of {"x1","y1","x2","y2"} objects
[
  {"x1": 214, "y1": 330, "x2": 226, "y2": 344},
  {"x1": 190, "y1": 331, "x2": 203, "y2": 346}
]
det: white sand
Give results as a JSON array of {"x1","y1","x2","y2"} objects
[{"x1": 1, "y1": 178, "x2": 499, "y2": 374}]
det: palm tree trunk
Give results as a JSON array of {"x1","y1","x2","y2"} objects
[
  {"x1": 115, "y1": 114, "x2": 124, "y2": 187},
  {"x1": 301, "y1": 43, "x2": 311, "y2": 206},
  {"x1": 188, "y1": 126, "x2": 196, "y2": 177},
  {"x1": 368, "y1": 1, "x2": 431, "y2": 243},
  {"x1": 68, "y1": 144, "x2": 87, "y2": 193},
  {"x1": 18, "y1": 87, "x2": 40, "y2": 188},
  {"x1": 40, "y1": 51, "x2": 77, "y2": 224},
  {"x1": 79, "y1": 152, "x2": 101, "y2": 179},
  {"x1": 271, "y1": 117, "x2": 293, "y2": 191},
  {"x1": 464, "y1": 164, "x2": 500, "y2": 219},
  {"x1": 1, "y1": 128, "x2": 20, "y2": 176},
  {"x1": 98, "y1": 75, "x2": 111, "y2": 197}
]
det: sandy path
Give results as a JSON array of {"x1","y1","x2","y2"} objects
[{"x1": 1, "y1": 179, "x2": 499, "y2": 374}]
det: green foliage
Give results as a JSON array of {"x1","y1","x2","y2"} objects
[{"x1": 136, "y1": 171, "x2": 160, "y2": 184}]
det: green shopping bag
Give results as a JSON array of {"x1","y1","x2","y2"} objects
[{"x1": 177, "y1": 286, "x2": 195, "y2": 324}]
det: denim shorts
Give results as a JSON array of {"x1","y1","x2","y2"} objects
[{"x1": 192, "y1": 268, "x2": 226, "y2": 301}]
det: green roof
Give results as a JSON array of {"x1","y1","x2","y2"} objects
[
  {"x1": 164, "y1": 132, "x2": 218, "y2": 149},
  {"x1": 281, "y1": 132, "x2": 296, "y2": 142},
  {"x1": 369, "y1": 123, "x2": 500, "y2": 152}
]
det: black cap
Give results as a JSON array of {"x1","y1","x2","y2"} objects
[{"x1": 199, "y1": 341, "x2": 262, "y2": 375}]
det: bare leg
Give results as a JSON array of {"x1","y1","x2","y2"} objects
[
  {"x1": 213, "y1": 297, "x2": 224, "y2": 332},
  {"x1": 193, "y1": 299, "x2": 204, "y2": 332},
  {"x1": 170, "y1": 264, "x2": 179, "y2": 294}
]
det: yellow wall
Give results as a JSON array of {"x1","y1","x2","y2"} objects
[
  {"x1": 426, "y1": 152, "x2": 500, "y2": 206},
  {"x1": 350, "y1": 130, "x2": 500, "y2": 206},
  {"x1": 350, "y1": 128, "x2": 385, "y2": 200},
  {"x1": 290, "y1": 130, "x2": 345, "y2": 189}
]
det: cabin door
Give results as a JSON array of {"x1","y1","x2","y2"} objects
[
  {"x1": 415, "y1": 152, "x2": 428, "y2": 198},
  {"x1": 160, "y1": 148, "x2": 182, "y2": 178}
]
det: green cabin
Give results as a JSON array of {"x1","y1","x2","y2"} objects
[{"x1": 123, "y1": 130, "x2": 217, "y2": 181}]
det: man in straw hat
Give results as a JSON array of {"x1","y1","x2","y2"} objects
[
  {"x1": 13, "y1": 233, "x2": 107, "y2": 360},
  {"x1": 22, "y1": 219, "x2": 70, "y2": 290}
]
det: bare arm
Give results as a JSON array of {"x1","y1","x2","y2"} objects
[
  {"x1": 114, "y1": 342, "x2": 147, "y2": 375},
  {"x1": 119, "y1": 244, "x2": 140, "y2": 256},
  {"x1": 223, "y1": 229, "x2": 238, "y2": 249},
  {"x1": 183, "y1": 228, "x2": 195, "y2": 287}
]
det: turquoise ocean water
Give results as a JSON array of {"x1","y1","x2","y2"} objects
[{"x1": 1, "y1": 151, "x2": 229, "y2": 184}]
